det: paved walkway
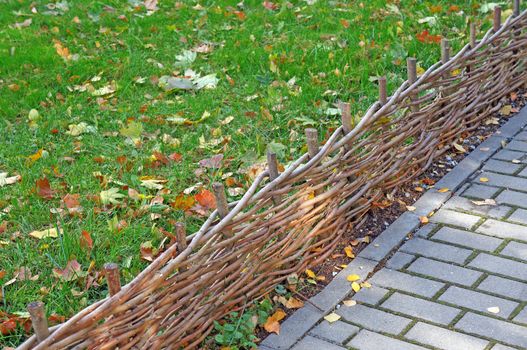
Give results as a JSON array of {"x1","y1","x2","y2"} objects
[{"x1": 261, "y1": 111, "x2": 527, "y2": 350}]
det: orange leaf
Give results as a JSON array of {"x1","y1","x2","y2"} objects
[
  {"x1": 80, "y1": 230, "x2": 93, "y2": 251},
  {"x1": 263, "y1": 309, "x2": 286, "y2": 334},
  {"x1": 195, "y1": 189, "x2": 216, "y2": 210},
  {"x1": 172, "y1": 194, "x2": 196, "y2": 211}
]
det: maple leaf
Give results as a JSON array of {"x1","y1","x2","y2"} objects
[
  {"x1": 53, "y1": 260, "x2": 87, "y2": 281},
  {"x1": 199, "y1": 154, "x2": 224, "y2": 168},
  {"x1": 172, "y1": 194, "x2": 196, "y2": 211},
  {"x1": 195, "y1": 189, "x2": 216, "y2": 209},
  {"x1": 36, "y1": 177, "x2": 55, "y2": 200},
  {"x1": 100, "y1": 188, "x2": 126, "y2": 205},
  {"x1": 63, "y1": 193, "x2": 82, "y2": 214},
  {"x1": 263, "y1": 309, "x2": 286, "y2": 334},
  {"x1": 80, "y1": 230, "x2": 93, "y2": 251}
]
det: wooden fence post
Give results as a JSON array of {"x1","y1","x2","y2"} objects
[
  {"x1": 27, "y1": 301, "x2": 50, "y2": 343},
  {"x1": 104, "y1": 263, "x2": 121, "y2": 296},
  {"x1": 441, "y1": 39, "x2": 451, "y2": 84},
  {"x1": 175, "y1": 222, "x2": 187, "y2": 252},
  {"x1": 470, "y1": 22, "x2": 477, "y2": 48},
  {"x1": 338, "y1": 101, "x2": 352, "y2": 134},
  {"x1": 267, "y1": 150, "x2": 281, "y2": 203},
  {"x1": 305, "y1": 128, "x2": 323, "y2": 195},
  {"x1": 212, "y1": 182, "x2": 229, "y2": 219},
  {"x1": 514, "y1": 0, "x2": 521, "y2": 16},
  {"x1": 378, "y1": 76, "x2": 388, "y2": 105},
  {"x1": 407, "y1": 57, "x2": 419, "y2": 112},
  {"x1": 494, "y1": 6, "x2": 502, "y2": 32}
]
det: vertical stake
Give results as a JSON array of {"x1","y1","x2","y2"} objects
[
  {"x1": 27, "y1": 301, "x2": 50, "y2": 343},
  {"x1": 441, "y1": 39, "x2": 450, "y2": 81},
  {"x1": 305, "y1": 128, "x2": 319, "y2": 159},
  {"x1": 175, "y1": 222, "x2": 187, "y2": 253},
  {"x1": 267, "y1": 150, "x2": 281, "y2": 204},
  {"x1": 212, "y1": 182, "x2": 229, "y2": 219},
  {"x1": 470, "y1": 22, "x2": 477, "y2": 48},
  {"x1": 104, "y1": 263, "x2": 121, "y2": 296},
  {"x1": 514, "y1": 0, "x2": 521, "y2": 16},
  {"x1": 494, "y1": 6, "x2": 502, "y2": 32},
  {"x1": 407, "y1": 57, "x2": 419, "y2": 112},
  {"x1": 338, "y1": 101, "x2": 352, "y2": 134},
  {"x1": 378, "y1": 76, "x2": 388, "y2": 105}
]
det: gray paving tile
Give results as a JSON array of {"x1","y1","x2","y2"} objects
[
  {"x1": 483, "y1": 158, "x2": 522, "y2": 174},
  {"x1": 492, "y1": 149, "x2": 527, "y2": 162},
  {"x1": 506, "y1": 140, "x2": 527, "y2": 153},
  {"x1": 476, "y1": 219, "x2": 527, "y2": 242},
  {"x1": 491, "y1": 344, "x2": 519, "y2": 350},
  {"x1": 500, "y1": 241, "x2": 527, "y2": 261},
  {"x1": 352, "y1": 286, "x2": 389, "y2": 305},
  {"x1": 455, "y1": 313, "x2": 527, "y2": 348},
  {"x1": 508, "y1": 208, "x2": 527, "y2": 225},
  {"x1": 477, "y1": 275, "x2": 527, "y2": 301},
  {"x1": 407, "y1": 257, "x2": 482, "y2": 286},
  {"x1": 477, "y1": 171, "x2": 527, "y2": 192},
  {"x1": 513, "y1": 306, "x2": 527, "y2": 324},
  {"x1": 463, "y1": 184, "x2": 501, "y2": 199},
  {"x1": 439, "y1": 286, "x2": 519, "y2": 318},
  {"x1": 347, "y1": 330, "x2": 427, "y2": 350},
  {"x1": 291, "y1": 335, "x2": 346, "y2": 350},
  {"x1": 400, "y1": 237, "x2": 472, "y2": 264},
  {"x1": 336, "y1": 304, "x2": 411, "y2": 335},
  {"x1": 442, "y1": 196, "x2": 511, "y2": 219},
  {"x1": 496, "y1": 190, "x2": 527, "y2": 208},
  {"x1": 369, "y1": 269, "x2": 444, "y2": 298},
  {"x1": 386, "y1": 252, "x2": 415, "y2": 270},
  {"x1": 381, "y1": 292, "x2": 460, "y2": 324},
  {"x1": 309, "y1": 320, "x2": 359, "y2": 345},
  {"x1": 405, "y1": 322, "x2": 488, "y2": 350},
  {"x1": 432, "y1": 226, "x2": 503, "y2": 251},
  {"x1": 430, "y1": 209, "x2": 481, "y2": 229},
  {"x1": 469, "y1": 253, "x2": 527, "y2": 281}
]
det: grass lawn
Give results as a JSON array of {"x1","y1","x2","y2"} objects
[{"x1": 0, "y1": 0, "x2": 508, "y2": 347}]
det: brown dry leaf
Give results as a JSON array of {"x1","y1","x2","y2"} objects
[
  {"x1": 36, "y1": 177, "x2": 55, "y2": 200},
  {"x1": 414, "y1": 186, "x2": 424, "y2": 192},
  {"x1": 500, "y1": 105, "x2": 512, "y2": 116},
  {"x1": 343, "y1": 299, "x2": 357, "y2": 307},
  {"x1": 285, "y1": 297, "x2": 304, "y2": 309},
  {"x1": 53, "y1": 260, "x2": 86, "y2": 281},
  {"x1": 195, "y1": 189, "x2": 216, "y2": 210},
  {"x1": 63, "y1": 193, "x2": 82, "y2": 214},
  {"x1": 471, "y1": 199, "x2": 497, "y2": 206},
  {"x1": 263, "y1": 309, "x2": 286, "y2": 334},
  {"x1": 80, "y1": 230, "x2": 93, "y2": 251},
  {"x1": 360, "y1": 281, "x2": 372, "y2": 288},
  {"x1": 452, "y1": 142, "x2": 467, "y2": 153},
  {"x1": 406, "y1": 205, "x2": 416, "y2": 211}
]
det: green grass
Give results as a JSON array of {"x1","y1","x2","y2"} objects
[{"x1": 0, "y1": 0, "x2": 509, "y2": 347}]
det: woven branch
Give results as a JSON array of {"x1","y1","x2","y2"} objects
[{"x1": 19, "y1": 9, "x2": 527, "y2": 350}]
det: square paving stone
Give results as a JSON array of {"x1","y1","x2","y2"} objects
[
  {"x1": 381, "y1": 292, "x2": 460, "y2": 324},
  {"x1": 500, "y1": 241, "x2": 527, "y2": 261},
  {"x1": 477, "y1": 275, "x2": 527, "y2": 302},
  {"x1": 432, "y1": 226, "x2": 503, "y2": 251},
  {"x1": 518, "y1": 167, "x2": 527, "y2": 177},
  {"x1": 506, "y1": 140, "x2": 527, "y2": 153},
  {"x1": 405, "y1": 322, "x2": 488, "y2": 350},
  {"x1": 496, "y1": 190, "x2": 527, "y2": 209},
  {"x1": 439, "y1": 286, "x2": 519, "y2": 318},
  {"x1": 429, "y1": 209, "x2": 482, "y2": 230},
  {"x1": 455, "y1": 312, "x2": 527, "y2": 348},
  {"x1": 308, "y1": 320, "x2": 359, "y2": 345},
  {"x1": 291, "y1": 335, "x2": 346, "y2": 350},
  {"x1": 483, "y1": 159, "x2": 522, "y2": 175},
  {"x1": 476, "y1": 220, "x2": 527, "y2": 242},
  {"x1": 352, "y1": 285, "x2": 389, "y2": 305},
  {"x1": 469, "y1": 254, "x2": 527, "y2": 281},
  {"x1": 336, "y1": 304, "x2": 411, "y2": 335},
  {"x1": 513, "y1": 306, "x2": 527, "y2": 324},
  {"x1": 400, "y1": 238, "x2": 472, "y2": 264},
  {"x1": 347, "y1": 330, "x2": 427, "y2": 350},
  {"x1": 492, "y1": 344, "x2": 518, "y2": 350},
  {"x1": 463, "y1": 184, "x2": 501, "y2": 200},
  {"x1": 508, "y1": 208, "x2": 527, "y2": 225},
  {"x1": 369, "y1": 269, "x2": 444, "y2": 298},
  {"x1": 407, "y1": 257, "x2": 483, "y2": 286}
]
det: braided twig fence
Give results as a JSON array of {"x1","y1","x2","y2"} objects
[{"x1": 20, "y1": 3, "x2": 527, "y2": 349}]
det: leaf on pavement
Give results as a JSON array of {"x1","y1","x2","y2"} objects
[
  {"x1": 323, "y1": 312, "x2": 341, "y2": 323},
  {"x1": 263, "y1": 309, "x2": 286, "y2": 334}
]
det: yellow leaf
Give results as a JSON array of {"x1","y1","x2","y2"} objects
[
  {"x1": 305, "y1": 269, "x2": 316, "y2": 279},
  {"x1": 361, "y1": 281, "x2": 372, "y2": 288},
  {"x1": 351, "y1": 282, "x2": 361, "y2": 292},
  {"x1": 285, "y1": 297, "x2": 304, "y2": 309},
  {"x1": 500, "y1": 105, "x2": 512, "y2": 116},
  {"x1": 343, "y1": 299, "x2": 357, "y2": 307},
  {"x1": 344, "y1": 246, "x2": 355, "y2": 258},
  {"x1": 347, "y1": 274, "x2": 361, "y2": 282},
  {"x1": 438, "y1": 188, "x2": 449, "y2": 193},
  {"x1": 453, "y1": 142, "x2": 467, "y2": 153},
  {"x1": 479, "y1": 177, "x2": 489, "y2": 183},
  {"x1": 324, "y1": 312, "x2": 341, "y2": 323},
  {"x1": 28, "y1": 149, "x2": 44, "y2": 163},
  {"x1": 420, "y1": 216, "x2": 429, "y2": 224},
  {"x1": 29, "y1": 227, "x2": 58, "y2": 239}
]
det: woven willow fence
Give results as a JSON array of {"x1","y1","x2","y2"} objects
[{"x1": 20, "y1": 3, "x2": 527, "y2": 349}]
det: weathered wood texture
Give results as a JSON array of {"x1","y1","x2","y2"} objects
[{"x1": 19, "y1": 8, "x2": 527, "y2": 350}]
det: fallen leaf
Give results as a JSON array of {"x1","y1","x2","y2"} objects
[
  {"x1": 344, "y1": 246, "x2": 355, "y2": 258},
  {"x1": 437, "y1": 188, "x2": 449, "y2": 193},
  {"x1": 351, "y1": 282, "x2": 361, "y2": 292},
  {"x1": 195, "y1": 189, "x2": 216, "y2": 209},
  {"x1": 100, "y1": 188, "x2": 126, "y2": 205},
  {"x1": 63, "y1": 194, "x2": 82, "y2": 214},
  {"x1": 29, "y1": 227, "x2": 59, "y2": 239},
  {"x1": 512, "y1": 159, "x2": 521, "y2": 164},
  {"x1": 487, "y1": 306, "x2": 500, "y2": 314},
  {"x1": 406, "y1": 206, "x2": 416, "y2": 211},
  {"x1": 305, "y1": 269, "x2": 316, "y2": 279},
  {"x1": 500, "y1": 105, "x2": 512, "y2": 116},
  {"x1": 199, "y1": 154, "x2": 224, "y2": 168},
  {"x1": 453, "y1": 142, "x2": 467, "y2": 153},
  {"x1": 0, "y1": 173, "x2": 21, "y2": 187},
  {"x1": 347, "y1": 274, "x2": 361, "y2": 282},
  {"x1": 285, "y1": 297, "x2": 304, "y2": 309},
  {"x1": 360, "y1": 281, "x2": 372, "y2": 288},
  {"x1": 420, "y1": 216, "x2": 429, "y2": 224},
  {"x1": 80, "y1": 230, "x2": 93, "y2": 250},
  {"x1": 264, "y1": 309, "x2": 286, "y2": 334},
  {"x1": 323, "y1": 312, "x2": 341, "y2": 323},
  {"x1": 479, "y1": 177, "x2": 489, "y2": 183},
  {"x1": 36, "y1": 178, "x2": 55, "y2": 200},
  {"x1": 53, "y1": 260, "x2": 86, "y2": 281},
  {"x1": 471, "y1": 199, "x2": 497, "y2": 206},
  {"x1": 343, "y1": 299, "x2": 357, "y2": 307}
]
